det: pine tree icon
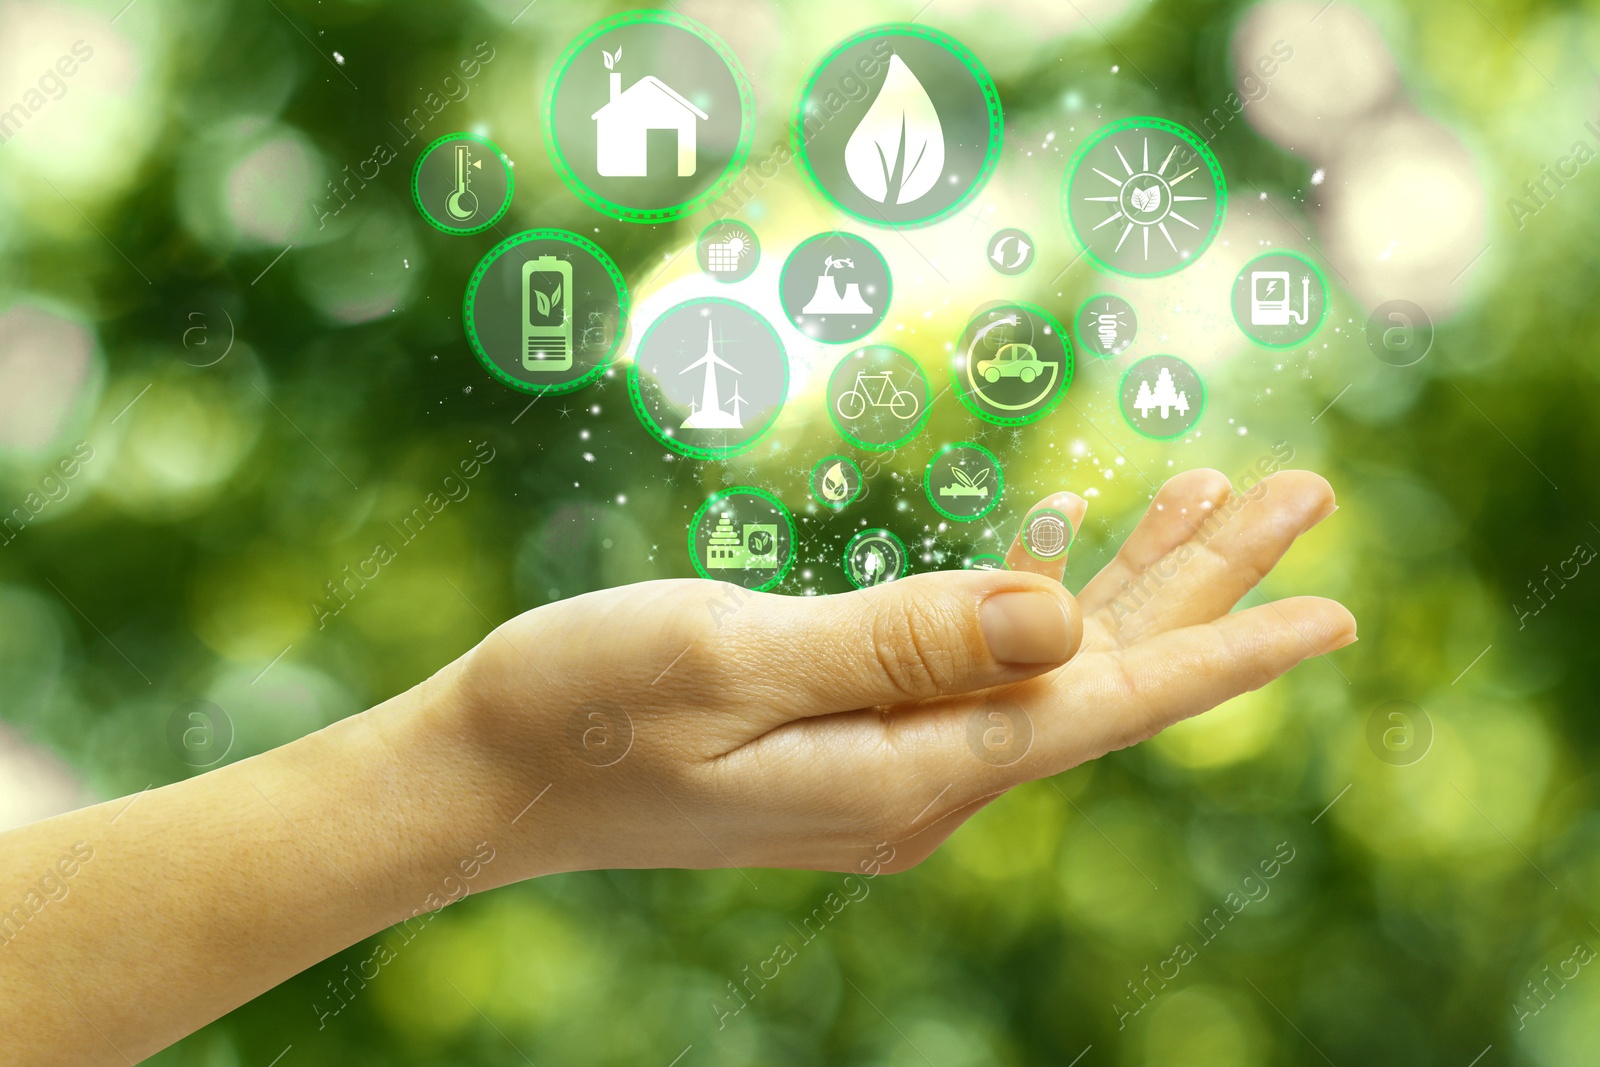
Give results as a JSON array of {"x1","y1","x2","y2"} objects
[{"x1": 1134, "y1": 368, "x2": 1189, "y2": 419}]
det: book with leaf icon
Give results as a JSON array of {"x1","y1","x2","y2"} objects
[{"x1": 939, "y1": 466, "x2": 991, "y2": 498}]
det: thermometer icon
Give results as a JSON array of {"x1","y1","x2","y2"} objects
[{"x1": 446, "y1": 144, "x2": 479, "y2": 222}]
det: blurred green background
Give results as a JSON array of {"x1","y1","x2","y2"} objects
[{"x1": 2, "y1": 0, "x2": 1598, "y2": 1063}]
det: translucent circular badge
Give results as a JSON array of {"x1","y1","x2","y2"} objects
[
  {"x1": 463, "y1": 229, "x2": 628, "y2": 396},
  {"x1": 828, "y1": 345, "x2": 931, "y2": 451},
  {"x1": 544, "y1": 11, "x2": 754, "y2": 222},
  {"x1": 1076, "y1": 293, "x2": 1137, "y2": 358},
  {"x1": 924, "y1": 442, "x2": 1002, "y2": 522},
  {"x1": 689, "y1": 487, "x2": 796, "y2": 591},
  {"x1": 1231, "y1": 251, "x2": 1329, "y2": 348},
  {"x1": 412, "y1": 132, "x2": 514, "y2": 235},
  {"x1": 987, "y1": 228, "x2": 1035, "y2": 276},
  {"x1": 951, "y1": 302, "x2": 1073, "y2": 426},
  {"x1": 697, "y1": 219, "x2": 760, "y2": 283},
  {"x1": 811, "y1": 454, "x2": 864, "y2": 509},
  {"x1": 1022, "y1": 507, "x2": 1073, "y2": 562},
  {"x1": 1063, "y1": 117, "x2": 1226, "y2": 278},
  {"x1": 844, "y1": 527, "x2": 908, "y2": 588},
  {"x1": 1119, "y1": 355, "x2": 1206, "y2": 439},
  {"x1": 628, "y1": 297, "x2": 788, "y2": 460},
  {"x1": 794, "y1": 24, "x2": 1003, "y2": 228},
  {"x1": 780, "y1": 232, "x2": 891, "y2": 343}
]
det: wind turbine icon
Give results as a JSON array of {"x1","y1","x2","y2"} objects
[{"x1": 680, "y1": 322, "x2": 744, "y2": 429}]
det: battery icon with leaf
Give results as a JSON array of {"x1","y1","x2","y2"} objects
[{"x1": 522, "y1": 255, "x2": 573, "y2": 371}]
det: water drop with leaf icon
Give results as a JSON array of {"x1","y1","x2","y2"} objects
[
  {"x1": 821, "y1": 461, "x2": 850, "y2": 502},
  {"x1": 845, "y1": 54, "x2": 944, "y2": 206}
]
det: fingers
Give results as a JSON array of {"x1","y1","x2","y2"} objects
[
  {"x1": 1080, "y1": 470, "x2": 1337, "y2": 641},
  {"x1": 715, "y1": 569, "x2": 1083, "y2": 719},
  {"x1": 1004, "y1": 492, "x2": 1088, "y2": 578}
]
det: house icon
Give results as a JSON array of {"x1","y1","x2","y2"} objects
[{"x1": 592, "y1": 68, "x2": 708, "y2": 178}]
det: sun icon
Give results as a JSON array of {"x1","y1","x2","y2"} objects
[{"x1": 1063, "y1": 118, "x2": 1226, "y2": 278}]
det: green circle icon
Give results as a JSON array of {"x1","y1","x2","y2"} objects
[
  {"x1": 462, "y1": 229, "x2": 628, "y2": 396},
  {"x1": 811, "y1": 454, "x2": 865, "y2": 509},
  {"x1": 924, "y1": 442, "x2": 1002, "y2": 522},
  {"x1": 689, "y1": 487, "x2": 796, "y2": 591},
  {"x1": 1022, "y1": 507, "x2": 1074, "y2": 562},
  {"x1": 1118, "y1": 355, "x2": 1206, "y2": 439},
  {"x1": 412, "y1": 132, "x2": 514, "y2": 235},
  {"x1": 1063, "y1": 117, "x2": 1226, "y2": 278},
  {"x1": 793, "y1": 24, "x2": 1003, "y2": 228},
  {"x1": 951, "y1": 302, "x2": 1074, "y2": 426},
  {"x1": 844, "y1": 527, "x2": 909, "y2": 588},
  {"x1": 965, "y1": 552, "x2": 1008, "y2": 571},
  {"x1": 1231, "y1": 250, "x2": 1330, "y2": 348},
  {"x1": 827, "y1": 345, "x2": 932, "y2": 451},
  {"x1": 544, "y1": 10, "x2": 754, "y2": 223}
]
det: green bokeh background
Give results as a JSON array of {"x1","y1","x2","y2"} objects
[{"x1": 2, "y1": 0, "x2": 1597, "y2": 1064}]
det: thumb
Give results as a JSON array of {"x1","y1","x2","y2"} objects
[{"x1": 719, "y1": 570, "x2": 1082, "y2": 718}]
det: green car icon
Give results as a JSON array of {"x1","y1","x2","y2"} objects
[{"x1": 976, "y1": 341, "x2": 1042, "y2": 383}]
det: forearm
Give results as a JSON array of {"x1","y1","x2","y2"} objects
[{"x1": 0, "y1": 661, "x2": 499, "y2": 1065}]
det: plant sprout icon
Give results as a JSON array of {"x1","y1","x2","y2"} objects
[
  {"x1": 1081, "y1": 135, "x2": 1209, "y2": 263},
  {"x1": 939, "y1": 466, "x2": 990, "y2": 499},
  {"x1": 823, "y1": 256, "x2": 855, "y2": 274}
]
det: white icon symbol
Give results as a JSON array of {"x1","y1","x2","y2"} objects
[
  {"x1": 1250, "y1": 271, "x2": 1312, "y2": 326},
  {"x1": 592, "y1": 47, "x2": 707, "y2": 178},
  {"x1": 1081, "y1": 135, "x2": 1210, "y2": 263},
  {"x1": 1026, "y1": 514, "x2": 1067, "y2": 559},
  {"x1": 845, "y1": 54, "x2": 944, "y2": 205},
  {"x1": 446, "y1": 144, "x2": 482, "y2": 221},
  {"x1": 1096, "y1": 313, "x2": 1121, "y2": 349},
  {"x1": 802, "y1": 256, "x2": 875, "y2": 315},
  {"x1": 821, "y1": 462, "x2": 851, "y2": 503},
  {"x1": 1134, "y1": 368, "x2": 1190, "y2": 419},
  {"x1": 706, "y1": 513, "x2": 777, "y2": 570},
  {"x1": 836, "y1": 370, "x2": 920, "y2": 421},
  {"x1": 990, "y1": 234, "x2": 1031, "y2": 270},
  {"x1": 680, "y1": 324, "x2": 745, "y2": 429},
  {"x1": 939, "y1": 467, "x2": 990, "y2": 500},
  {"x1": 707, "y1": 232, "x2": 750, "y2": 273}
]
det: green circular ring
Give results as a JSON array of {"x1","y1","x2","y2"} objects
[
  {"x1": 779, "y1": 231, "x2": 893, "y2": 341},
  {"x1": 965, "y1": 552, "x2": 1008, "y2": 571},
  {"x1": 1061, "y1": 116, "x2": 1228, "y2": 279},
  {"x1": 626, "y1": 295, "x2": 789, "y2": 461},
  {"x1": 792, "y1": 23, "x2": 1004, "y2": 229},
  {"x1": 843, "y1": 527, "x2": 909, "y2": 588},
  {"x1": 542, "y1": 10, "x2": 755, "y2": 224},
  {"x1": 411, "y1": 132, "x2": 515, "y2": 236},
  {"x1": 1021, "y1": 506, "x2": 1075, "y2": 562},
  {"x1": 1074, "y1": 291, "x2": 1137, "y2": 360},
  {"x1": 923, "y1": 441, "x2": 1003, "y2": 522},
  {"x1": 697, "y1": 218, "x2": 761, "y2": 283},
  {"x1": 1117, "y1": 355, "x2": 1208, "y2": 440},
  {"x1": 1230, "y1": 250, "x2": 1330, "y2": 349},
  {"x1": 811, "y1": 454, "x2": 865, "y2": 509},
  {"x1": 827, "y1": 344, "x2": 934, "y2": 452},
  {"x1": 461, "y1": 228, "x2": 629, "y2": 397},
  {"x1": 950, "y1": 301, "x2": 1075, "y2": 427},
  {"x1": 688, "y1": 486, "x2": 797, "y2": 591}
]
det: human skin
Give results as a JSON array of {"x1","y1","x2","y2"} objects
[{"x1": 0, "y1": 468, "x2": 1352, "y2": 1064}]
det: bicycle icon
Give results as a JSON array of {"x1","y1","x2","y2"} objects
[{"x1": 836, "y1": 371, "x2": 921, "y2": 421}]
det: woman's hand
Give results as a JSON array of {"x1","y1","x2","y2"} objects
[{"x1": 429, "y1": 468, "x2": 1353, "y2": 885}]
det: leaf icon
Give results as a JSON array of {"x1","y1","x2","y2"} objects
[
  {"x1": 602, "y1": 48, "x2": 617, "y2": 71},
  {"x1": 1129, "y1": 184, "x2": 1162, "y2": 213},
  {"x1": 844, "y1": 54, "x2": 945, "y2": 206},
  {"x1": 548, "y1": 284, "x2": 562, "y2": 310},
  {"x1": 822, "y1": 462, "x2": 849, "y2": 502},
  {"x1": 535, "y1": 289, "x2": 551, "y2": 317}
]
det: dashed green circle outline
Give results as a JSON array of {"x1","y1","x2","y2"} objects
[
  {"x1": 461, "y1": 228, "x2": 629, "y2": 397},
  {"x1": 1061, "y1": 116, "x2": 1228, "y2": 279},
  {"x1": 1117, "y1": 354, "x2": 1208, "y2": 440},
  {"x1": 779, "y1": 231, "x2": 893, "y2": 343},
  {"x1": 1230, "y1": 250, "x2": 1331, "y2": 350},
  {"x1": 843, "y1": 527, "x2": 910, "y2": 588},
  {"x1": 826, "y1": 344, "x2": 934, "y2": 452},
  {"x1": 791, "y1": 22, "x2": 1004, "y2": 230},
  {"x1": 626, "y1": 295, "x2": 789, "y2": 461},
  {"x1": 923, "y1": 441, "x2": 1003, "y2": 523},
  {"x1": 688, "y1": 486, "x2": 796, "y2": 592},
  {"x1": 950, "y1": 301, "x2": 1075, "y2": 427},
  {"x1": 411, "y1": 132, "x2": 515, "y2": 236},
  {"x1": 542, "y1": 9, "x2": 755, "y2": 224}
]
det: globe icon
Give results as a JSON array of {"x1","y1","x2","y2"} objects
[{"x1": 1027, "y1": 514, "x2": 1067, "y2": 559}]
